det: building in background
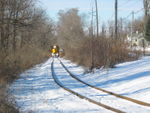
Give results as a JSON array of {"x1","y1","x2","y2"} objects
[{"x1": 127, "y1": 31, "x2": 150, "y2": 47}]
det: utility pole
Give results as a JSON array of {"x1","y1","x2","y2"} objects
[
  {"x1": 95, "y1": 0, "x2": 99, "y2": 38},
  {"x1": 91, "y1": 6, "x2": 94, "y2": 70},
  {"x1": 131, "y1": 11, "x2": 134, "y2": 36},
  {"x1": 143, "y1": 0, "x2": 149, "y2": 33},
  {"x1": 143, "y1": 0, "x2": 149, "y2": 56},
  {"x1": 143, "y1": 0, "x2": 149, "y2": 17},
  {"x1": 115, "y1": 0, "x2": 118, "y2": 39}
]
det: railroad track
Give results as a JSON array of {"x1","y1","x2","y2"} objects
[
  {"x1": 51, "y1": 59, "x2": 125, "y2": 113},
  {"x1": 59, "y1": 59, "x2": 150, "y2": 107}
]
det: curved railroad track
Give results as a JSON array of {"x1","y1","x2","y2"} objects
[
  {"x1": 59, "y1": 59, "x2": 150, "y2": 107},
  {"x1": 51, "y1": 59, "x2": 125, "y2": 113}
]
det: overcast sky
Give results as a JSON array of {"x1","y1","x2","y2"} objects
[{"x1": 38, "y1": 0, "x2": 144, "y2": 23}]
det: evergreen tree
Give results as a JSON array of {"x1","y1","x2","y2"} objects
[{"x1": 145, "y1": 16, "x2": 150, "y2": 41}]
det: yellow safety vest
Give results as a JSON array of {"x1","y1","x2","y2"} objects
[{"x1": 52, "y1": 49, "x2": 56, "y2": 53}]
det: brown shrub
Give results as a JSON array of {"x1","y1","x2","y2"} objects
[
  {"x1": 64, "y1": 37, "x2": 141, "y2": 69},
  {"x1": 0, "y1": 44, "x2": 50, "y2": 113}
]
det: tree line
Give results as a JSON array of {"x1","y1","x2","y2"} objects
[
  {"x1": 0, "y1": 0, "x2": 55, "y2": 112},
  {"x1": 55, "y1": 8, "x2": 145, "y2": 69},
  {"x1": 0, "y1": 0, "x2": 55, "y2": 53},
  {"x1": 55, "y1": 1, "x2": 150, "y2": 69},
  {"x1": 0, "y1": 0, "x2": 55, "y2": 81}
]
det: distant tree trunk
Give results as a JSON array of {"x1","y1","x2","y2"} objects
[
  {"x1": 101, "y1": 23, "x2": 106, "y2": 38},
  {"x1": 13, "y1": 23, "x2": 17, "y2": 53},
  {"x1": 0, "y1": 0, "x2": 5, "y2": 49}
]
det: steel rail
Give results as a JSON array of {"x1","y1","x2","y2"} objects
[
  {"x1": 51, "y1": 59, "x2": 125, "y2": 113},
  {"x1": 59, "y1": 59, "x2": 150, "y2": 107}
]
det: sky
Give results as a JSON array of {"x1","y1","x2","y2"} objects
[{"x1": 38, "y1": 0, "x2": 144, "y2": 24}]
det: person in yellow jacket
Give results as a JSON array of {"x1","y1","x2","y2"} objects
[
  {"x1": 51, "y1": 48, "x2": 56, "y2": 54},
  {"x1": 51, "y1": 45, "x2": 59, "y2": 57},
  {"x1": 51, "y1": 48, "x2": 56, "y2": 57}
]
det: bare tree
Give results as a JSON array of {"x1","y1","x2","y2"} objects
[
  {"x1": 57, "y1": 8, "x2": 84, "y2": 49},
  {"x1": 0, "y1": 0, "x2": 35, "y2": 52}
]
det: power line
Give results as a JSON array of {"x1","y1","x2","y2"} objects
[
  {"x1": 135, "y1": 8, "x2": 144, "y2": 14},
  {"x1": 125, "y1": 8, "x2": 144, "y2": 19},
  {"x1": 126, "y1": 12, "x2": 132, "y2": 19},
  {"x1": 119, "y1": 0, "x2": 141, "y2": 10},
  {"x1": 119, "y1": 0, "x2": 132, "y2": 8}
]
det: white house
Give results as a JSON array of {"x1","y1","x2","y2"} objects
[{"x1": 127, "y1": 31, "x2": 149, "y2": 47}]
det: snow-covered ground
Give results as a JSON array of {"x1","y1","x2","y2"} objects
[
  {"x1": 10, "y1": 56, "x2": 150, "y2": 113},
  {"x1": 132, "y1": 46, "x2": 150, "y2": 54},
  {"x1": 146, "y1": 47, "x2": 150, "y2": 52}
]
